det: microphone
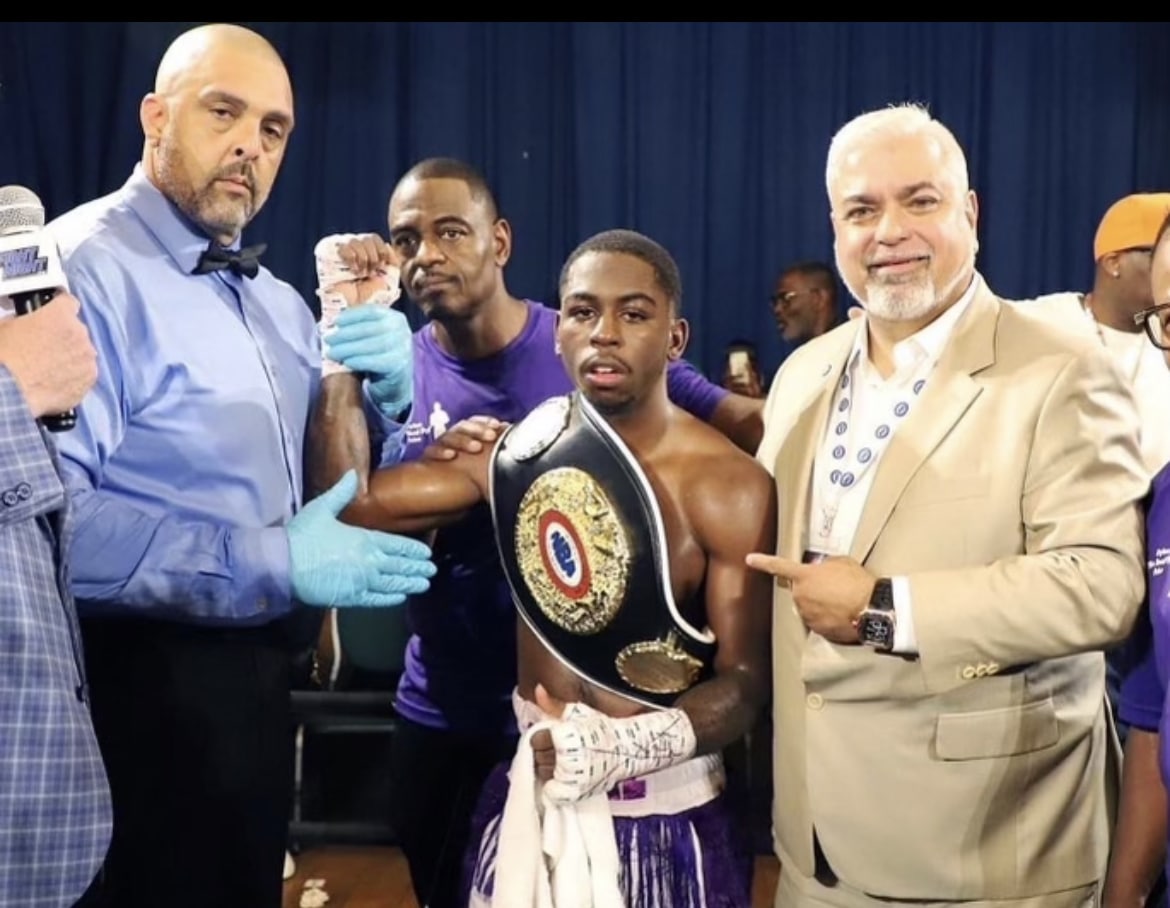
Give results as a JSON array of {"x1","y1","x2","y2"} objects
[{"x1": 0, "y1": 185, "x2": 76, "y2": 431}]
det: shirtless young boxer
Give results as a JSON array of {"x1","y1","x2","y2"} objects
[{"x1": 308, "y1": 228, "x2": 775, "y2": 907}]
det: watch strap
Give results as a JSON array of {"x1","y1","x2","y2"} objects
[{"x1": 869, "y1": 577, "x2": 894, "y2": 612}]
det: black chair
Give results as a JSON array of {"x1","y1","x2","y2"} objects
[{"x1": 288, "y1": 607, "x2": 410, "y2": 848}]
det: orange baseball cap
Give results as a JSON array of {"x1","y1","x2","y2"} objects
[{"x1": 1093, "y1": 193, "x2": 1170, "y2": 261}]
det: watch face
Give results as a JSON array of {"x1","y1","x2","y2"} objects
[{"x1": 861, "y1": 612, "x2": 895, "y2": 650}]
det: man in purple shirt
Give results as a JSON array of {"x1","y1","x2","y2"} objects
[
  {"x1": 1107, "y1": 210, "x2": 1170, "y2": 907},
  {"x1": 351, "y1": 157, "x2": 763, "y2": 908}
]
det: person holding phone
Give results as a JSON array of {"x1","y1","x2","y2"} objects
[{"x1": 722, "y1": 339, "x2": 766, "y2": 398}]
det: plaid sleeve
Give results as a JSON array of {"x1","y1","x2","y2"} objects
[
  {"x1": 0, "y1": 362, "x2": 111, "y2": 904},
  {"x1": 0, "y1": 366, "x2": 63, "y2": 526}
]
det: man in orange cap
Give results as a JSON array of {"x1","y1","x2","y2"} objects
[
  {"x1": 1022, "y1": 194, "x2": 1170, "y2": 806},
  {"x1": 1026, "y1": 192, "x2": 1170, "y2": 475}
]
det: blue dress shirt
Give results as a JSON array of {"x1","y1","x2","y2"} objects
[
  {"x1": 0, "y1": 366, "x2": 111, "y2": 906},
  {"x1": 49, "y1": 166, "x2": 321, "y2": 625}
]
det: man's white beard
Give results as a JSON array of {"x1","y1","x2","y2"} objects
[
  {"x1": 845, "y1": 248, "x2": 975, "y2": 324},
  {"x1": 862, "y1": 273, "x2": 939, "y2": 322}
]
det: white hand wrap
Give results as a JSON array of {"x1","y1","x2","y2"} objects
[
  {"x1": 314, "y1": 233, "x2": 401, "y2": 377},
  {"x1": 543, "y1": 702, "x2": 698, "y2": 804}
]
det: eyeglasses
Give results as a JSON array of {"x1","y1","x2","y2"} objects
[
  {"x1": 1134, "y1": 302, "x2": 1170, "y2": 350},
  {"x1": 770, "y1": 288, "x2": 817, "y2": 307}
]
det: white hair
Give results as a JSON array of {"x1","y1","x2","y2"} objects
[{"x1": 825, "y1": 102, "x2": 970, "y2": 197}]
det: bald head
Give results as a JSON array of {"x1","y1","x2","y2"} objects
[
  {"x1": 154, "y1": 24, "x2": 288, "y2": 97},
  {"x1": 141, "y1": 23, "x2": 294, "y2": 245}
]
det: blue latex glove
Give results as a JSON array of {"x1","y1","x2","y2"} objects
[
  {"x1": 287, "y1": 470, "x2": 435, "y2": 607},
  {"x1": 324, "y1": 305, "x2": 413, "y2": 418}
]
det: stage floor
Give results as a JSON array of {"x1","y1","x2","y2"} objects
[{"x1": 282, "y1": 845, "x2": 781, "y2": 907}]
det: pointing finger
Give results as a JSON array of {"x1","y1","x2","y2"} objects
[{"x1": 745, "y1": 553, "x2": 806, "y2": 581}]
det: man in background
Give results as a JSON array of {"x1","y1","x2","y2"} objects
[
  {"x1": 1021, "y1": 193, "x2": 1170, "y2": 755},
  {"x1": 49, "y1": 24, "x2": 434, "y2": 908},
  {"x1": 1104, "y1": 208, "x2": 1170, "y2": 908},
  {"x1": 1023, "y1": 192, "x2": 1170, "y2": 475},
  {"x1": 771, "y1": 260, "x2": 840, "y2": 348}
]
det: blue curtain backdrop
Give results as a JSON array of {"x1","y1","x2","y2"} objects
[{"x1": 2, "y1": 21, "x2": 1168, "y2": 379}]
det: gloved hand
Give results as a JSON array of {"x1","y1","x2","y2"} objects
[
  {"x1": 323, "y1": 304, "x2": 413, "y2": 419},
  {"x1": 532, "y1": 686, "x2": 698, "y2": 803},
  {"x1": 287, "y1": 470, "x2": 435, "y2": 607}
]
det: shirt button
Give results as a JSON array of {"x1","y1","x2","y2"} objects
[
  {"x1": 2, "y1": 490, "x2": 17, "y2": 507},
  {"x1": 806, "y1": 693, "x2": 824, "y2": 710},
  {"x1": 16, "y1": 482, "x2": 32, "y2": 499}
]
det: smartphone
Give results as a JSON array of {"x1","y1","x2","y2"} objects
[{"x1": 728, "y1": 349, "x2": 751, "y2": 380}]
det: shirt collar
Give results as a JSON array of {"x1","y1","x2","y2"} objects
[
  {"x1": 854, "y1": 272, "x2": 982, "y2": 376},
  {"x1": 120, "y1": 163, "x2": 240, "y2": 275}
]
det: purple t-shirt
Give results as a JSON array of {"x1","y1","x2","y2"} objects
[
  {"x1": 1119, "y1": 462, "x2": 1170, "y2": 877},
  {"x1": 389, "y1": 300, "x2": 727, "y2": 734}
]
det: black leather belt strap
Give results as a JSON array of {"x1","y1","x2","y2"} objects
[{"x1": 489, "y1": 393, "x2": 715, "y2": 708}]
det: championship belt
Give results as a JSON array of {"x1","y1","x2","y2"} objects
[{"x1": 489, "y1": 393, "x2": 716, "y2": 708}]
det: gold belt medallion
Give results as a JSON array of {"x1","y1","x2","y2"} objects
[
  {"x1": 515, "y1": 466, "x2": 631, "y2": 635},
  {"x1": 615, "y1": 631, "x2": 705, "y2": 695}
]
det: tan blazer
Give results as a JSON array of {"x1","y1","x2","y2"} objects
[{"x1": 758, "y1": 282, "x2": 1147, "y2": 900}]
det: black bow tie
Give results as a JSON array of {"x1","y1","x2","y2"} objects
[{"x1": 193, "y1": 242, "x2": 267, "y2": 279}]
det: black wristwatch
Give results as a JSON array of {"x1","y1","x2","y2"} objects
[{"x1": 855, "y1": 577, "x2": 896, "y2": 652}]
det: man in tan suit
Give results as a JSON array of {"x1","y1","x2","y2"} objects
[{"x1": 747, "y1": 103, "x2": 1149, "y2": 906}]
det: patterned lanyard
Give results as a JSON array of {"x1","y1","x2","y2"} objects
[{"x1": 815, "y1": 351, "x2": 929, "y2": 544}]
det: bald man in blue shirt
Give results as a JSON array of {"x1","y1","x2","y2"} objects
[{"x1": 50, "y1": 23, "x2": 433, "y2": 908}]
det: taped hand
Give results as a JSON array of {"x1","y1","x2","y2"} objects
[{"x1": 534, "y1": 686, "x2": 697, "y2": 803}]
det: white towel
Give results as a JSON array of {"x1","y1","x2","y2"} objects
[{"x1": 490, "y1": 718, "x2": 624, "y2": 908}]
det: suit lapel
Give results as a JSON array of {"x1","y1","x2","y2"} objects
[
  {"x1": 773, "y1": 327, "x2": 857, "y2": 559},
  {"x1": 849, "y1": 287, "x2": 1000, "y2": 564}
]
